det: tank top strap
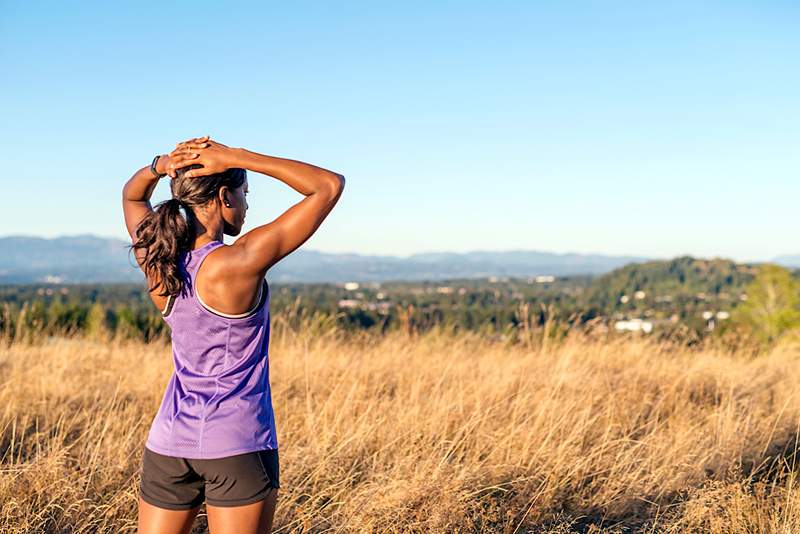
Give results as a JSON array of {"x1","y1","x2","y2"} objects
[{"x1": 184, "y1": 240, "x2": 225, "y2": 276}]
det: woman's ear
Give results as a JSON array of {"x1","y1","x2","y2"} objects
[{"x1": 218, "y1": 186, "x2": 232, "y2": 208}]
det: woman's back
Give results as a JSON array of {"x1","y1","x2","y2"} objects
[{"x1": 145, "y1": 239, "x2": 278, "y2": 459}]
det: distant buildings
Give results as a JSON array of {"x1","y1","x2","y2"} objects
[
  {"x1": 702, "y1": 310, "x2": 731, "y2": 331},
  {"x1": 337, "y1": 299, "x2": 360, "y2": 309},
  {"x1": 337, "y1": 298, "x2": 391, "y2": 315},
  {"x1": 614, "y1": 318, "x2": 654, "y2": 334},
  {"x1": 618, "y1": 291, "x2": 646, "y2": 303}
]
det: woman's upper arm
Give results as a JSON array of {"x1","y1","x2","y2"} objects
[
  {"x1": 234, "y1": 180, "x2": 344, "y2": 276},
  {"x1": 122, "y1": 198, "x2": 152, "y2": 242},
  {"x1": 122, "y1": 198, "x2": 152, "y2": 270}
]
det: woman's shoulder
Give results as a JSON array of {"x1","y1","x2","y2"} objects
[{"x1": 191, "y1": 243, "x2": 269, "y2": 318}]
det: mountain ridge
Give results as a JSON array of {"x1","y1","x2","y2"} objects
[
  {"x1": 0, "y1": 234, "x2": 649, "y2": 284},
  {"x1": 774, "y1": 255, "x2": 800, "y2": 268}
]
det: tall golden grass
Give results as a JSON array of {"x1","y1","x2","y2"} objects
[{"x1": 2, "y1": 324, "x2": 800, "y2": 532}]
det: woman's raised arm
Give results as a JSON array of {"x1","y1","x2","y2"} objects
[
  {"x1": 122, "y1": 136, "x2": 210, "y2": 243},
  {"x1": 169, "y1": 139, "x2": 345, "y2": 277}
]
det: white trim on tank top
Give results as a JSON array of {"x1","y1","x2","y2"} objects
[
  {"x1": 160, "y1": 279, "x2": 263, "y2": 318},
  {"x1": 195, "y1": 280, "x2": 264, "y2": 318}
]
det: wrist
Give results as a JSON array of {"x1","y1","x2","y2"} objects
[
  {"x1": 231, "y1": 147, "x2": 275, "y2": 172},
  {"x1": 154, "y1": 154, "x2": 170, "y2": 176},
  {"x1": 229, "y1": 147, "x2": 249, "y2": 168}
]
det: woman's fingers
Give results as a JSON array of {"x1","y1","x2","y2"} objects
[
  {"x1": 168, "y1": 153, "x2": 197, "y2": 166},
  {"x1": 170, "y1": 149, "x2": 200, "y2": 159},
  {"x1": 169, "y1": 145, "x2": 206, "y2": 160},
  {"x1": 170, "y1": 145, "x2": 207, "y2": 159},
  {"x1": 172, "y1": 154, "x2": 199, "y2": 165},
  {"x1": 175, "y1": 135, "x2": 210, "y2": 148},
  {"x1": 165, "y1": 136, "x2": 214, "y2": 179},
  {"x1": 167, "y1": 154, "x2": 202, "y2": 176},
  {"x1": 185, "y1": 140, "x2": 210, "y2": 147},
  {"x1": 179, "y1": 135, "x2": 209, "y2": 144},
  {"x1": 183, "y1": 168, "x2": 205, "y2": 179},
  {"x1": 174, "y1": 142, "x2": 209, "y2": 152},
  {"x1": 169, "y1": 160, "x2": 199, "y2": 174}
]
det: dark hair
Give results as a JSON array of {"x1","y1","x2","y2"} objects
[{"x1": 128, "y1": 165, "x2": 247, "y2": 298}]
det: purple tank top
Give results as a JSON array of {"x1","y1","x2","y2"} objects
[{"x1": 145, "y1": 240, "x2": 278, "y2": 459}]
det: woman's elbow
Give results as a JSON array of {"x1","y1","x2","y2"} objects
[{"x1": 327, "y1": 173, "x2": 345, "y2": 194}]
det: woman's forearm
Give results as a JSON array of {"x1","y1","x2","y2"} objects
[
  {"x1": 123, "y1": 156, "x2": 168, "y2": 202},
  {"x1": 231, "y1": 148, "x2": 344, "y2": 196}
]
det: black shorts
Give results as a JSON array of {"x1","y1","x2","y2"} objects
[{"x1": 139, "y1": 446, "x2": 280, "y2": 510}]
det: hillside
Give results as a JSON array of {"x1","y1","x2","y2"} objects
[
  {"x1": 582, "y1": 257, "x2": 762, "y2": 331},
  {"x1": 587, "y1": 256, "x2": 758, "y2": 304}
]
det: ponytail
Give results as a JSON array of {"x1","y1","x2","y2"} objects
[
  {"x1": 129, "y1": 197, "x2": 193, "y2": 298},
  {"x1": 127, "y1": 165, "x2": 246, "y2": 298}
]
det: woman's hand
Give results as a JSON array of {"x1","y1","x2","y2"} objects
[
  {"x1": 167, "y1": 136, "x2": 237, "y2": 179},
  {"x1": 155, "y1": 136, "x2": 211, "y2": 178},
  {"x1": 162, "y1": 136, "x2": 210, "y2": 178}
]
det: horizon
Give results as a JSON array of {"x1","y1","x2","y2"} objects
[
  {"x1": 0, "y1": 232, "x2": 796, "y2": 265},
  {"x1": 2, "y1": 2, "x2": 798, "y2": 263}
]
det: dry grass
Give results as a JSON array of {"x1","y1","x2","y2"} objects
[{"x1": 2, "y1": 328, "x2": 800, "y2": 533}]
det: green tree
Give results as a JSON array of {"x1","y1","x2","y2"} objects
[
  {"x1": 735, "y1": 264, "x2": 800, "y2": 343},
  {"x1": 86, "y1": 302, "x2": 113, "y2": 341},
  {"x1": 114, "y1": 305, "x2": 141, "y2": 341}
]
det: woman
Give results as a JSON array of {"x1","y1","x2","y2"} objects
[{"x1": 121, "y1": 135, "x2": 345, "y2": 534}]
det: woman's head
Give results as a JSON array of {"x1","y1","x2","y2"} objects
[
  {"x1": 172, "y1": 164, "x2": 249, "y2": 235},
  {"x1": 128, "y1": 165, "x2": 248, "y2": 297}
]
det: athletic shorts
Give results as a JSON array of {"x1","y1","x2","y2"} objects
[{"x1": 138, "y1": 446, "x2": 280, "y2": 510}]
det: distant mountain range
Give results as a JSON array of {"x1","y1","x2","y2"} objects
[
  {"x1": 0, "y1": 234, "x2": 650, "y2": 284},
  {"x1": 775, "y1": 255, "x2": 800, "y2": 268}
]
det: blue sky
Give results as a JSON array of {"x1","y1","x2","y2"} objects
[{"x1": 1, "y1": 1, "x2": 797, "y2": 262}]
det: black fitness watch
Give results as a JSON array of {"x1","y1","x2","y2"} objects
[{"x1": 150, "y1": 155, "x2": 167, "y2": 178}]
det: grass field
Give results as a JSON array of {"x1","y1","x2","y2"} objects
[{"x1": 2, "y1": 327, "x2": 800, "y2": 533}]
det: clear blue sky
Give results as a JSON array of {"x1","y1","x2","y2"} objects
[{"x1": 1, "y1": 1, "x2": 797, "y2": 262}]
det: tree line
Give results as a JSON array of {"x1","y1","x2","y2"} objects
[{"x1": 1, "y1": 258, "x2": 798, "y2": 348}]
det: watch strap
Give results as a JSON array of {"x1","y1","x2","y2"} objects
[{"x1": 150, "y1": 155, "x2": 166, "y2": 178}]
